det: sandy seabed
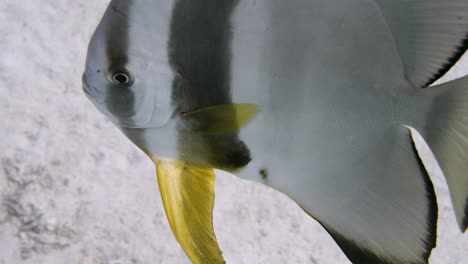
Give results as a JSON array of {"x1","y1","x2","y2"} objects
[{"x1": 0, "y1": 1, "x2": 467, "y2": 263}]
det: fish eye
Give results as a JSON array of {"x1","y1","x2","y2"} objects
[
  {"x1": 112, "y1": 72, "x2": 131, "y2": 85},
  {"x1": 107, "y1": 67, "x2": 134, "y2": 87}
]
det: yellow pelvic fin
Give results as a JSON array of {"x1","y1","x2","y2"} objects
[
  {"x1": 182, "y1": 103, "x2": 259, "y2": 134},
  {"x1": 150, "y1": 156, "x2": 225, "y2": 264}
]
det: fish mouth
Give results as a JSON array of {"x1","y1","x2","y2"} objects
[
  {"x1": 82, "y1": 84, "x2": 93, "y2": 98},
  {"x1": 81, "y1": 74, "x2": 105, "y2": 103},
  {"x1": 81, "y1": 74, "x2": 94, "y2": 96}
]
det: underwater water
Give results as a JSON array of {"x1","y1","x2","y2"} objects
[{"x1": 0, "y1": 0, "x2": 467, "y2": 263}]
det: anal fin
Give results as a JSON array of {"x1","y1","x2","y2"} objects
[
  {"x1": 150, "y1": 156, "x2": 225, "y2": 264},
  {"x1": 290, "y1": 126, "x2": 438, "y2": 264}
]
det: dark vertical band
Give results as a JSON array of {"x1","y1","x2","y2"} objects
[{"x1": 104, "y1": 0, "x2": 136, "y2": 122}]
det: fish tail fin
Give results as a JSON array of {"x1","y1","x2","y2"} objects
[{"x1": 419, "y1": 75, "x2": 468, "y2": 232}]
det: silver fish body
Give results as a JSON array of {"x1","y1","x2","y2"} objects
[{"x1": 83, "y1": 0, "x2": 468, "y2": 263}]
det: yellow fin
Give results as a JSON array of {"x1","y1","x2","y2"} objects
[
  {"x1": 150, "y1": 156, "x2": 225, "y2": 264},
  {"x1": 182, "y1": 103, "x2": 259, "y2": 134}
]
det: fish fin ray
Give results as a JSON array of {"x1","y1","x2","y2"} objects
[
  {"x1": 376, "y1": 0, "x2": 468, "y2": 87},
  {"x1": 151, "y1": 157, "x2": 225, "y2": 264},
  {"x1": 181, "y1": 103, "x2": 259, "y2": 134}
]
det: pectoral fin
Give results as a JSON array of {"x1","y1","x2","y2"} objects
[
  {"x1": 181, "y1": 103, "x2": 259, "y2": 134},
  {"x1": 150, "y1": 156, "x2": 225, "y2": 264}
]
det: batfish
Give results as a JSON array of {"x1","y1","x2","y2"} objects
[{"x1": 82, "y1": 0, "x2": 468, "y2": 263}]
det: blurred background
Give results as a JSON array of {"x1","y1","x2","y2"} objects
[{"x1": 0, "y1": 1, "x2": 467, "y2": 263}]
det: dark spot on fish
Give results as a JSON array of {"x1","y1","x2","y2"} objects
[
  {"x1": 259, "y1": 168, "x2": 268, "y2": 180},
  {"x1": 226, "y1": 140, "x2": 251, "y2": 168},
  {"x1": 96, "y1": 69, "x2": 101, "y2": 73}
]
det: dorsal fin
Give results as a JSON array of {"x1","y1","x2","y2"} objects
[{"x1": 376, "y1": 0, "x2": 468, "y2": 87}]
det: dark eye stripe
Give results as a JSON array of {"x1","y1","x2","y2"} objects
[
  {"x1": 105, "y1": 2, "x2": 130, "y2": 65},
  {"x1": 168, "y1": 0, "x2": 238, "y2": 110},
  {"x1": 168, "y1": 0, "x2": 253, "y2": 170},
  {"x1": 102, "y1": 1, "x2": 136, "y2": 123}
]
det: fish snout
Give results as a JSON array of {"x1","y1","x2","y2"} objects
[{"x1": 81, "y1": 74, "x2": 105, "y2": 103}]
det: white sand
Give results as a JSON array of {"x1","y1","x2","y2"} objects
[{"x1": 0, "y1": 1, "x2": 466, "y2": 263}]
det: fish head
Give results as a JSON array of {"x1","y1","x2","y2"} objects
[{"x1": 82, "y1": 0, "x2": 175, "y2": 129}]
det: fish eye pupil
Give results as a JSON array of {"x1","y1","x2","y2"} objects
[{"x1": 112, "y1": 72, "x2": 130, "y2": 85}]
